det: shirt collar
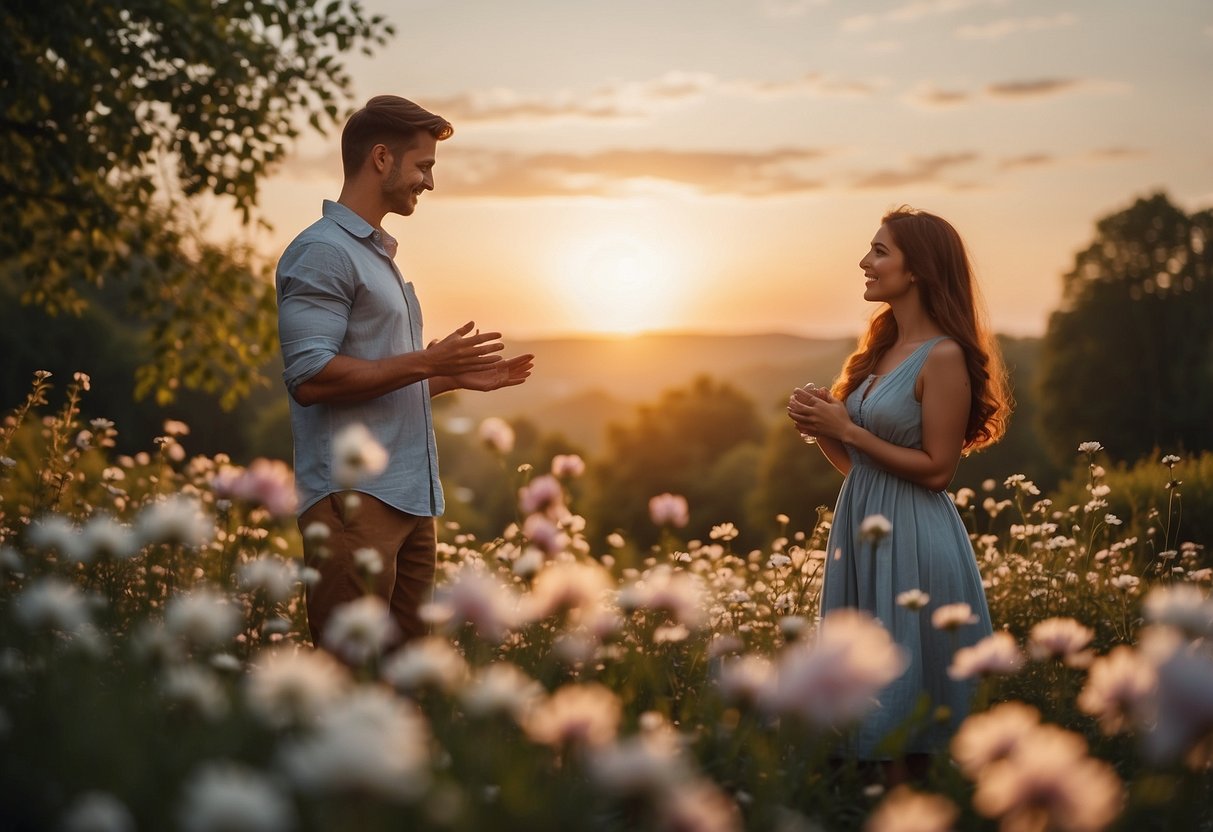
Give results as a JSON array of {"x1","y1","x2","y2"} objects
[{"x1": 322, "y1": 199, "x2": 398, "y2": 258}]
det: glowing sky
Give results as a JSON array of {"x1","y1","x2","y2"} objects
[{"x1": 239, "y1": 0, "x2": 1213, "y2": 340}]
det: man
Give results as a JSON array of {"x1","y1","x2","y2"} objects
[{"x1": 276, "y1": 95, "x2": 533, "y2": 649}]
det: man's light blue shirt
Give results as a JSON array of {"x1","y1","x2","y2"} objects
[{"x1": 276, "y1": 200, "x2": 444, "y2": 517}]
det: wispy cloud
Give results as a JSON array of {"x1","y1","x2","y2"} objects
[
  {"x1": 955, "y1": 12, "x2": 1078, "y2": 40},
  {"x1": 419, "y1": 70, "x2": 881, "y2": 126},
  {"x1": 757, "y1": 0, "x2": 831, "y2": 18},
  {"x1": 851, "y1": 152, "x2": 980, "y2": 189},
  {"x1": 905, "y1": 76, "x2": 1126, "y2": 108},
  {"x1": 996, "y1": 147, "x2": 1147, "y2": 172},
  {"x1": 280, "y1": 146, "x2": 832, "y2": 198}
]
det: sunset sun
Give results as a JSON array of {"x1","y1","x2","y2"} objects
[{"x1": 556, "y1": 233, "x2": 683, "y2": 335}]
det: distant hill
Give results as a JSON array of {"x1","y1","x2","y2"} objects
[{"x1": 440, "y1": 332, "x2": 857, "y2": 452}]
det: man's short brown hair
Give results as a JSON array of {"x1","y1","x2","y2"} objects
[{"x1": 341, "y1": 95, "x2": 453, "y2": 177}]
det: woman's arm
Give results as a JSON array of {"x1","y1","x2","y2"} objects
[
  {"x1": 788, "y1": 386, "x2": 852, "y2": 476},
  {"x1": 789, "y1": 340, "x2": 970, "y2": 491}
]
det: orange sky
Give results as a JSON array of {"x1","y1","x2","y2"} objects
[{"x1": 221, "y1": 0, "x2": 1213, "y2": 342}]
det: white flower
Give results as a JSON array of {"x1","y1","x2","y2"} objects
[
  {"x1": 15, "y1": 578, "x2": 94, "y2": 635},
  {"x1": 969, "y1": 724, "x2": 1122, "y2": 832},
  {"x1": 859, "y1": 514, "x2": 892, "y2": 543},
  {"x1": 238, "y1": 556, "x2": 298, "y2": 604},
  {"x1": 1028, "y1": 617, "x2": 1095, "y2": 664},
  {"x1": 521, "y1": 560, "x2": 613, "y2": 623},
  {"x1": 1142, "y1": 647, "x2": 1213, "y2": 766},
  {"x1": 616, "y1": 564, "x2": 707, "y2": 628},
  {"x1": 245, "y1": 647, "x2": 351, "y2": 729},
  {"x1": 716, "y1": 654, "x2": 775, "y2": 706},
  {"x1": 762, "y1": 609, "x2": 908, "y2": 729},
  {"x1": 710, "y1": 522, "x2": 739, "y2": 542},
  {"x1": 179, "y1": 761, "x2": 296, "y2": 832},
  {"x1": 331, "y1": 423, "x2": 389, "y2": 487},
  {"x1": 165, "y1": 588, "x2": 242, "y2": 648},
  {"x1": 322, "y1": 596, "x2": 398, "y2": 665},
  {"x1": 948, "y1": 631, "x2": 1025, "y2": 680},
  {"x1": 79, "y1": 514, "x2": 139, "y2": 562},
  {"x1": 1077, "y1": 645, "x2": 1156, "y2": 736},
  {"x1": 422, "y1": 568, "x2": 520, "y2": 643},
  {"x1": 279, "y1": 687, "x2": 431, "y2": 801},
  {"x1": 654, "y1": 779, "x2": 743, "y2": 832},
  {"x1": 523, "y1": 683, "x2": 622, "y2": 749},
  {"x1": 950, "y1": 701, "x2": 1041, "y2": 778},
  {"x1": 459, "y1": 662, "x2": 544, "y2": 721},
  {"x1": 931, "y1": 602, "x2": 979, "y2": 631},
  {"x1": 136, "y1": 495, "x2": 213, "y2": 549},
  {"x1": 27, "y1": 514, "x2": 82, "y2": 558},
  {"x1": 1078, "y1": 441, "x2": 1103, "y2": 455},
  {"x1": 478, "y1": 416, "x2": 515, "y2": 454},
  {"x1": 1142, "y1": 584, "x2": 1213, "y2": 637},
  {"x1": 648, "y1": 493, "x2": 689, "y2": 528},
  {"x1": 864, "y1": 785, "x2": 958, "y2": 832},
  {"x1": 60, "y1": 791, "x2": 136, "y2": 832},
  {"x1": 353, "y1": 546, "x2": 383, "y2": 575},
  {"x1": 587, "y1": 725, "x2": 690, "y2": 797},
  {"x1": 381, "y1": 637, "x2": 469, "y2": 693}
]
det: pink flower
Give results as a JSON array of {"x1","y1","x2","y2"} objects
[
  {"x1": 864, "y1": 786, "x2": 958, "y2": 832},
  {"x1": 550, "y1": 454, "x2": 586, "y2": 479},
  {"x1": 1076, "y1": 645, "x2": 1156, "y2": 736},
  {"x1": 519, "y1": 474, "x2": 565, "y2": 517},
  {"x1": 648, "y1": 493, "x2": 689, "y2": 528},
  {"x1": 523, "y1": 683, "x2": 621, "y2": 749},
  {"x1": 931, "y1": 602, "x2": 979, "y2": 631},
  {"x1": 1029, "y1": 617, "x2": 1095, "y2": 665},
  {"x1": 949, "y1": 631, "x2": 1025, "y2": 680},
  {"x1": 212, "y1": 458, "x2": 297, "y2": 517},
  {"x1": 478, "y1": 417, "x2": 515, "y2": 454}
]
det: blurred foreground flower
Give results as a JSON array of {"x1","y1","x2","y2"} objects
[
  {"x1": 332, "y1": 423, "x2": 389, "y2": 487},
  {"x1": 246, "y1": 647, "x2": 351, "y2": 730},
  {"x1": 523, "y1": 682, "x2": 622, "y2": 750},
  {"x1": 478, "y1": 416, "x2": 515, "y2": 454},
  {"x1": 649, "y1": 492, "x2": 689, "y2": 528},
  {"x1": 179, "y1": 762, "x2": 296, "y2": 832},
  {"x1": 948, "y1": 631, "x2": 1025, "y2": 680},
  {"x1": 212, "y1": 458, "x2": 297, "y2": 517},
  {"x1": 864, "y1": 785, "x2": 957, "y2": 832}
]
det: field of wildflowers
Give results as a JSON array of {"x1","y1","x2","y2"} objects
[{"x1": 1, "y1": 371, "x2": 1211, "y2": 832}]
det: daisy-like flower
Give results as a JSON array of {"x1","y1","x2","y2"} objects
[
  {"x1": 710, "y1": 522, "x2": 739, "y2": 542},
  {"x1": 136, "y1": 495, "x2": 213, "y2": 549},
  {"x1": 617, "y1": 564, "x2": 707, "y2": 628},
  {"x1": 478, "y1": 416, "x2": 515, "y2": 454},
  {"x1": 459, "y1": 662, "x2": 544, "y2": 722},
  {"x1": 950, "y1": 701, "x2": 1042, "y2": 779},
  {"x1": 1077, "y1": 441, "x2": 1103, "y2": 455},
  {"x1": 278, "y1": 687, "x2": 431, "y2": 801},
  {"x1": 648, "y1": 492, "x2": 689, "y2": 528},
  {"x1": 521, "y1": 560, "x2": 613, "y2": 623},
  {"x1": 245, "y1": 646, "x2": 351, "y2": 729},
  {"x1": 896, "y1": 589, "x2": 930, "y2": 611},
  {"x1": 14, "y1": 578, "x2": 93, "y2": 635},
  {"x1": 322, "y1": 596, "x2": 398, "y2": 665},
  {"x1": 211, "y1": 458, "x2": 297, "y2": 517},
  {"x1": 864, "y1": 785, "x2": 958, "y2": 832},
  {"x1": 716, "y1": 654, "x2": 775, "y2": 707},
  {"x1": 422, "y1": 568, "x2": 520, "y2": 643},
  {"x1": 948, "y1": 631, "x2": 1025, "y2": 680},
  {"x1": 165, "y1": 587, "x2": 242, "y2": 649},
  {"x1": 1142, "y1": 647, "x2": 1213, "y2": 766},
  {"x1": 763, "y1": 609, "x2": 908, "y2": 730},
  {"x1": 970, "y1": 723, "x2": 1123, "y2": 832},
  {"x1": 550, "y1": 453, "x2": 586, "y2": 479},
  {"x1": 523, "y1": 683, "x2": 622, "y2": 750},
  {"x1": 1076, "y1": 645, "x2": 1156, "y2": 736},
  {"x1": 237, "y1": 556, "x2": 298, "y2": 604},
  {"x1": 931, "y1": 602, "x2": 979, "y2": 631},
  {"x1": 859, "y1": 514, "x2": 892, "y2": 544},
  {"x1": 381, "y1": 636, "x2": 469, "y2": 694},
  {"x1": 331, "y1": 423, "x2": 389, "y2": 487},
  {"x1": 179, "y1": 761, "x2": 295, "y2": 832},
  {"x1": 1028, "y1": 617, "x2": 1095, "y2": 664}
]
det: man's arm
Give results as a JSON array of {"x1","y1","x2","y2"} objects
[{"x1": 293, "y1": 322, "x2": 507, "y2": 406}]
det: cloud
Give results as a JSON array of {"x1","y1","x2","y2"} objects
[
  {"x1": 415, "y1": 70, "x2": 880, "y2": 126},
  {"x1": 955, "y1": 12, "x2": 1078, "y2": 40},
  {"x1": 905, "y1": 76, "x2": 1124, "y2": 108},
  {"x1": 996, "y1": 147, "x2": 1147, "y2": 172},
  {"x1": 851, "y1": 152, "x2": 979, "y2": 189},
  {"x1": 279, "y1": 146, "x2": 831, "y2": 198}
]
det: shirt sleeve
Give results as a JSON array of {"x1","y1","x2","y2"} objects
[{"x1": 276, "y1": 241, "x2": 356, "y2": 395}]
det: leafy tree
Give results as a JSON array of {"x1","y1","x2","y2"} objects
[
  {"x1": 1037, "y1": 193, "x2": 1213, "y2": 465},
  {"x1": 0, "y1": 0, "x2": 393, "y2": 407},
  {"x1": 586, "y1": 376, "x2": 766, "y2": 549}
]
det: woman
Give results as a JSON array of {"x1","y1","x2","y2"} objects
[{"x1": 787, "y1": 206, "x2": 1011, "y2": 765}]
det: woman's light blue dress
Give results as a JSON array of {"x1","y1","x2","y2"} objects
[{"x1": 820, "y1": 336, "x2": 993, "y2": 758}]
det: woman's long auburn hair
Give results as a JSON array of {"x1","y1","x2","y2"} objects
[{"x1": 830, "y1": 207, "x2": 1012, "y2": 452}]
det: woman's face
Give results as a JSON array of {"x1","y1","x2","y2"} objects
[{"x1": 859, "y1": 224, "x2": 915, "y2": 304}]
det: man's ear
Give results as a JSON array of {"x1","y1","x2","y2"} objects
[{"x1": 370, "y1": 143, "x2": 392, "y2": 174}]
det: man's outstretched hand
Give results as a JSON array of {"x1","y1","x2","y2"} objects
[
  {"x1": 450, "y1": 352, "x2": 535, "y2": 392},
  {"x1": 424, "y1": 322, "x2": 505, "y2": 377}
]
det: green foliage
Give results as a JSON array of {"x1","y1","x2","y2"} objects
[
  {"x1": 0, "y1": 0, "x2": 393, "y2": 406},
  {"x1": 1037, "y1": 193, "x2": 1213, "y2": 466},
  {"x1": 587, "y1": 376, "x2": 767, "y2": 549}
]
